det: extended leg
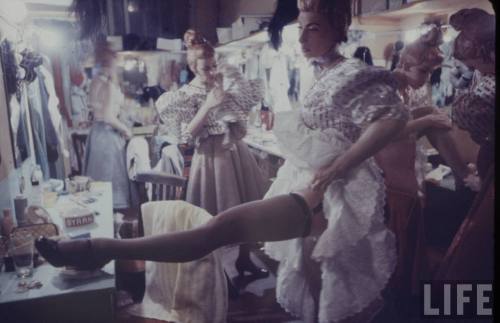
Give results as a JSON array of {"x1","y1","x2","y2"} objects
[
  {"x1": 37, "y1": 190, "x2": 320, "y2": 268},
  {"x1": 96, "y1": 193, "x2": 312, "y2": 262}
]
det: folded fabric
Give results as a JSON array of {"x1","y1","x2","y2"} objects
[
  {"x1": 127, "y1": 136, "x2": 151, "y2": 180},
  {"x1": 153, "y1": 144, "x2": 184, "y2": 176},
  {"x1": 127, "y1": 201, "x2": 227, "y2": 323}
]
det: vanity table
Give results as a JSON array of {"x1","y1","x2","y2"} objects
[{"x1": 0, "y1": 182, "x2": 115, "y2": 323}]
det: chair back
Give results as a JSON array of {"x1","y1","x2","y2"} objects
[{"x1": 135, "y1": 171, "x2": 187, "y2": 202}]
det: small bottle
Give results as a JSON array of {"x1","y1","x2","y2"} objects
[
  {"x1": 260, "y1": 105, "x2": 273, "y2": 131},
  {"x1": 1, "y1": 208, "x2": 14, "y2": 237},
  {"x1": 30, "y1": 165, "x2": 44, "y2": 207}
]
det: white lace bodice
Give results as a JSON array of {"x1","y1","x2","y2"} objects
[
  {"x1": 406, "y1": 83, "x2": 433, "y2": 109},
  {"x1": 155, "y1": 67, "x2": 263, "y2": 144},
  {"x1": 300, "y1": 59, "x2": 408, "y2": 142}
]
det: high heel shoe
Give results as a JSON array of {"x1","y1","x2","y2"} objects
[
  {"x1": 235, "y1": 257, "x2": 269, "y2": 279},
  {"x1": 35, "y1": 236, "x2": 108, "y2": 271}
]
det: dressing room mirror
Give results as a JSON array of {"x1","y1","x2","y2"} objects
[
  {"x1": 118, "y1": 54, "x2": 148, "y2": 99},
  {"x1": 0, "y1": 39, "x2": 32, "y2": 168}
]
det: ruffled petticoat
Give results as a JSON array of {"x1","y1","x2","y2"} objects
[{"x1": 264, "y1": 111, "x2": 397, "y2": 323}]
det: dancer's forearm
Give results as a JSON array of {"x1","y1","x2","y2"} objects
[
  {"x1": 425, "y1": 128, "x2": 470, "y2": 179},
  {"x1": 336, "y1": 119, "x2": 406, "y2": 174},
  {"x1": 186, "y1": 105, "x2": 212, "y2": 139}
]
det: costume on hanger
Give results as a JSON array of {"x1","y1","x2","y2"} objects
[
  {"x1": 27, "y1": 80, "x2": 50, "y2": 179},
  {"x1": 12, "y1": 95, "x2": 31, "y2": 163},
  {"x1": 264, "y1": 59, "x2": 408, "y2": 323},
  {"x1": 155, "y1": 66, "x2": 266, "y2": 215}
]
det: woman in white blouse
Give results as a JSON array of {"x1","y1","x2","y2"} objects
[{"x1": 155, "y1": 29, "x2": 269, "y2": 278}]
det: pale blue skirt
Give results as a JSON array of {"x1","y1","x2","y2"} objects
[{"x1": 83, "y1": 122, "x2": 131, "y2": 209}]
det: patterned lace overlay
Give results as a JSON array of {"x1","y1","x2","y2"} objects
[
  {"x1": 155, "y1": 68, "x2": 263, "y2": 145},
  {"x1": 264, "y1": 60, "x2": 407, "y2": 323},
  {"x1": 300, "y1": 59, "x2": 408, "y2": 142},
  {"x1": 452, "y1": 72, "x2": 495, "y2": 145}
]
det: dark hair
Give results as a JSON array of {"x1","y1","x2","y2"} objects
[
  {"x1": 298, "y1": 0, "x2": 352, "y2": 42},
  {"x1": 267, "y1": 0, "x2": 299, "y2": 50},
  {"x1": 450, "y1": 8, "x2": 495, "y2": 64},
  {"x1": 353, "y1": 46, "x2": 373, "y2": 65},
  {"x1": 70, "y1": 0, "x2": 107, "y2": 40}
]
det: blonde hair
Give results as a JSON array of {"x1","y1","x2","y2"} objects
[
  {"x1": 183, "y1": 29, "x2": 215, "y2": 72},
  {"x1": 398, "y1": 25, "x2": 444, "y2": 73},
  {"x1": 297, "y1": 0, "x2": 352, "y2": 42}
]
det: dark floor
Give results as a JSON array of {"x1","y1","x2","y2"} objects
[
  {"x1": 115, "y1": 245, "x2": 422, "y2": 323},
  {"x1": 116, "y1": 245, "x2": 299, "y2": 323}
]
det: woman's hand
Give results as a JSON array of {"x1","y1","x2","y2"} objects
[
  {"x1": 122, "y1": 128, "x2": 133, "y2": 140},
  {"x1": 463, "y1": 173, "x2": 481, "y2": 192},
  {"x1": 310, "y1": 161, "x2": 347, "y2": 192},
  {"x1": 463, "y1": 163, "x2": 481, "y2": 192},
  {"x1": 422, "y1": 112, "x2": 452, "y2": 130},
  {"x1": 203, "y1": 85, "x2": 224, "y2": 111}
]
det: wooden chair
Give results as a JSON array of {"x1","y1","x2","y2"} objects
[
  {"x1": 119, "y1": 171, "x2": 189, "y2": 320},
  {"x1": 134, "y1": 171, "x2": 188, "y2": 203}
]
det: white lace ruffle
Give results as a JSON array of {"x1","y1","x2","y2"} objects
[{"x1": 264, "y1": 111, "x2": 397, "y2": 323}]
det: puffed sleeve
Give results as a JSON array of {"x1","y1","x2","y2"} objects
[
  {"x1": 452, "y1": 75, "x2": 495, "y2": 145},
  {"x1": 346, "y1": 68, "x2": 409, "y2": 127},
  {"x1": 215, "y1": 65, "x2": 264, "y2": 122},
  {"x1": 155, "y1": 89, "x2": 196, "y2": 144}
]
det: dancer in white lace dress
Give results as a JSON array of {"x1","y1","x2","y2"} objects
[
  {"x1": 262, "y1": 0, "x2": 410, "y2": 321},
  {"x1": 155, "y1": 30, "x2": 269, "y2": 277}
]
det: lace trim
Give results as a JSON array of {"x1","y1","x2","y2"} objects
[{"x1": 264, "y1": 111, "x2": 396, "y2": 322}]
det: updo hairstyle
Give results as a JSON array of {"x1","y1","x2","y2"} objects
[
  {"x1": 183, "y1": 29, "x2": 215, "y2": 72},
  {"x1": 398, "y1": 24, "x2": 444, "y2": 74},
  {"x1": 449, "y1": 8, "x2": 495, "y2": 64},
  {"x1": 297, "y1": 0, "x2": 352, "y2": 43}
]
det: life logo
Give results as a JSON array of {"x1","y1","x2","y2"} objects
[{"x1": 421, "y1": 281, "x2": 493, "y2": 319}]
